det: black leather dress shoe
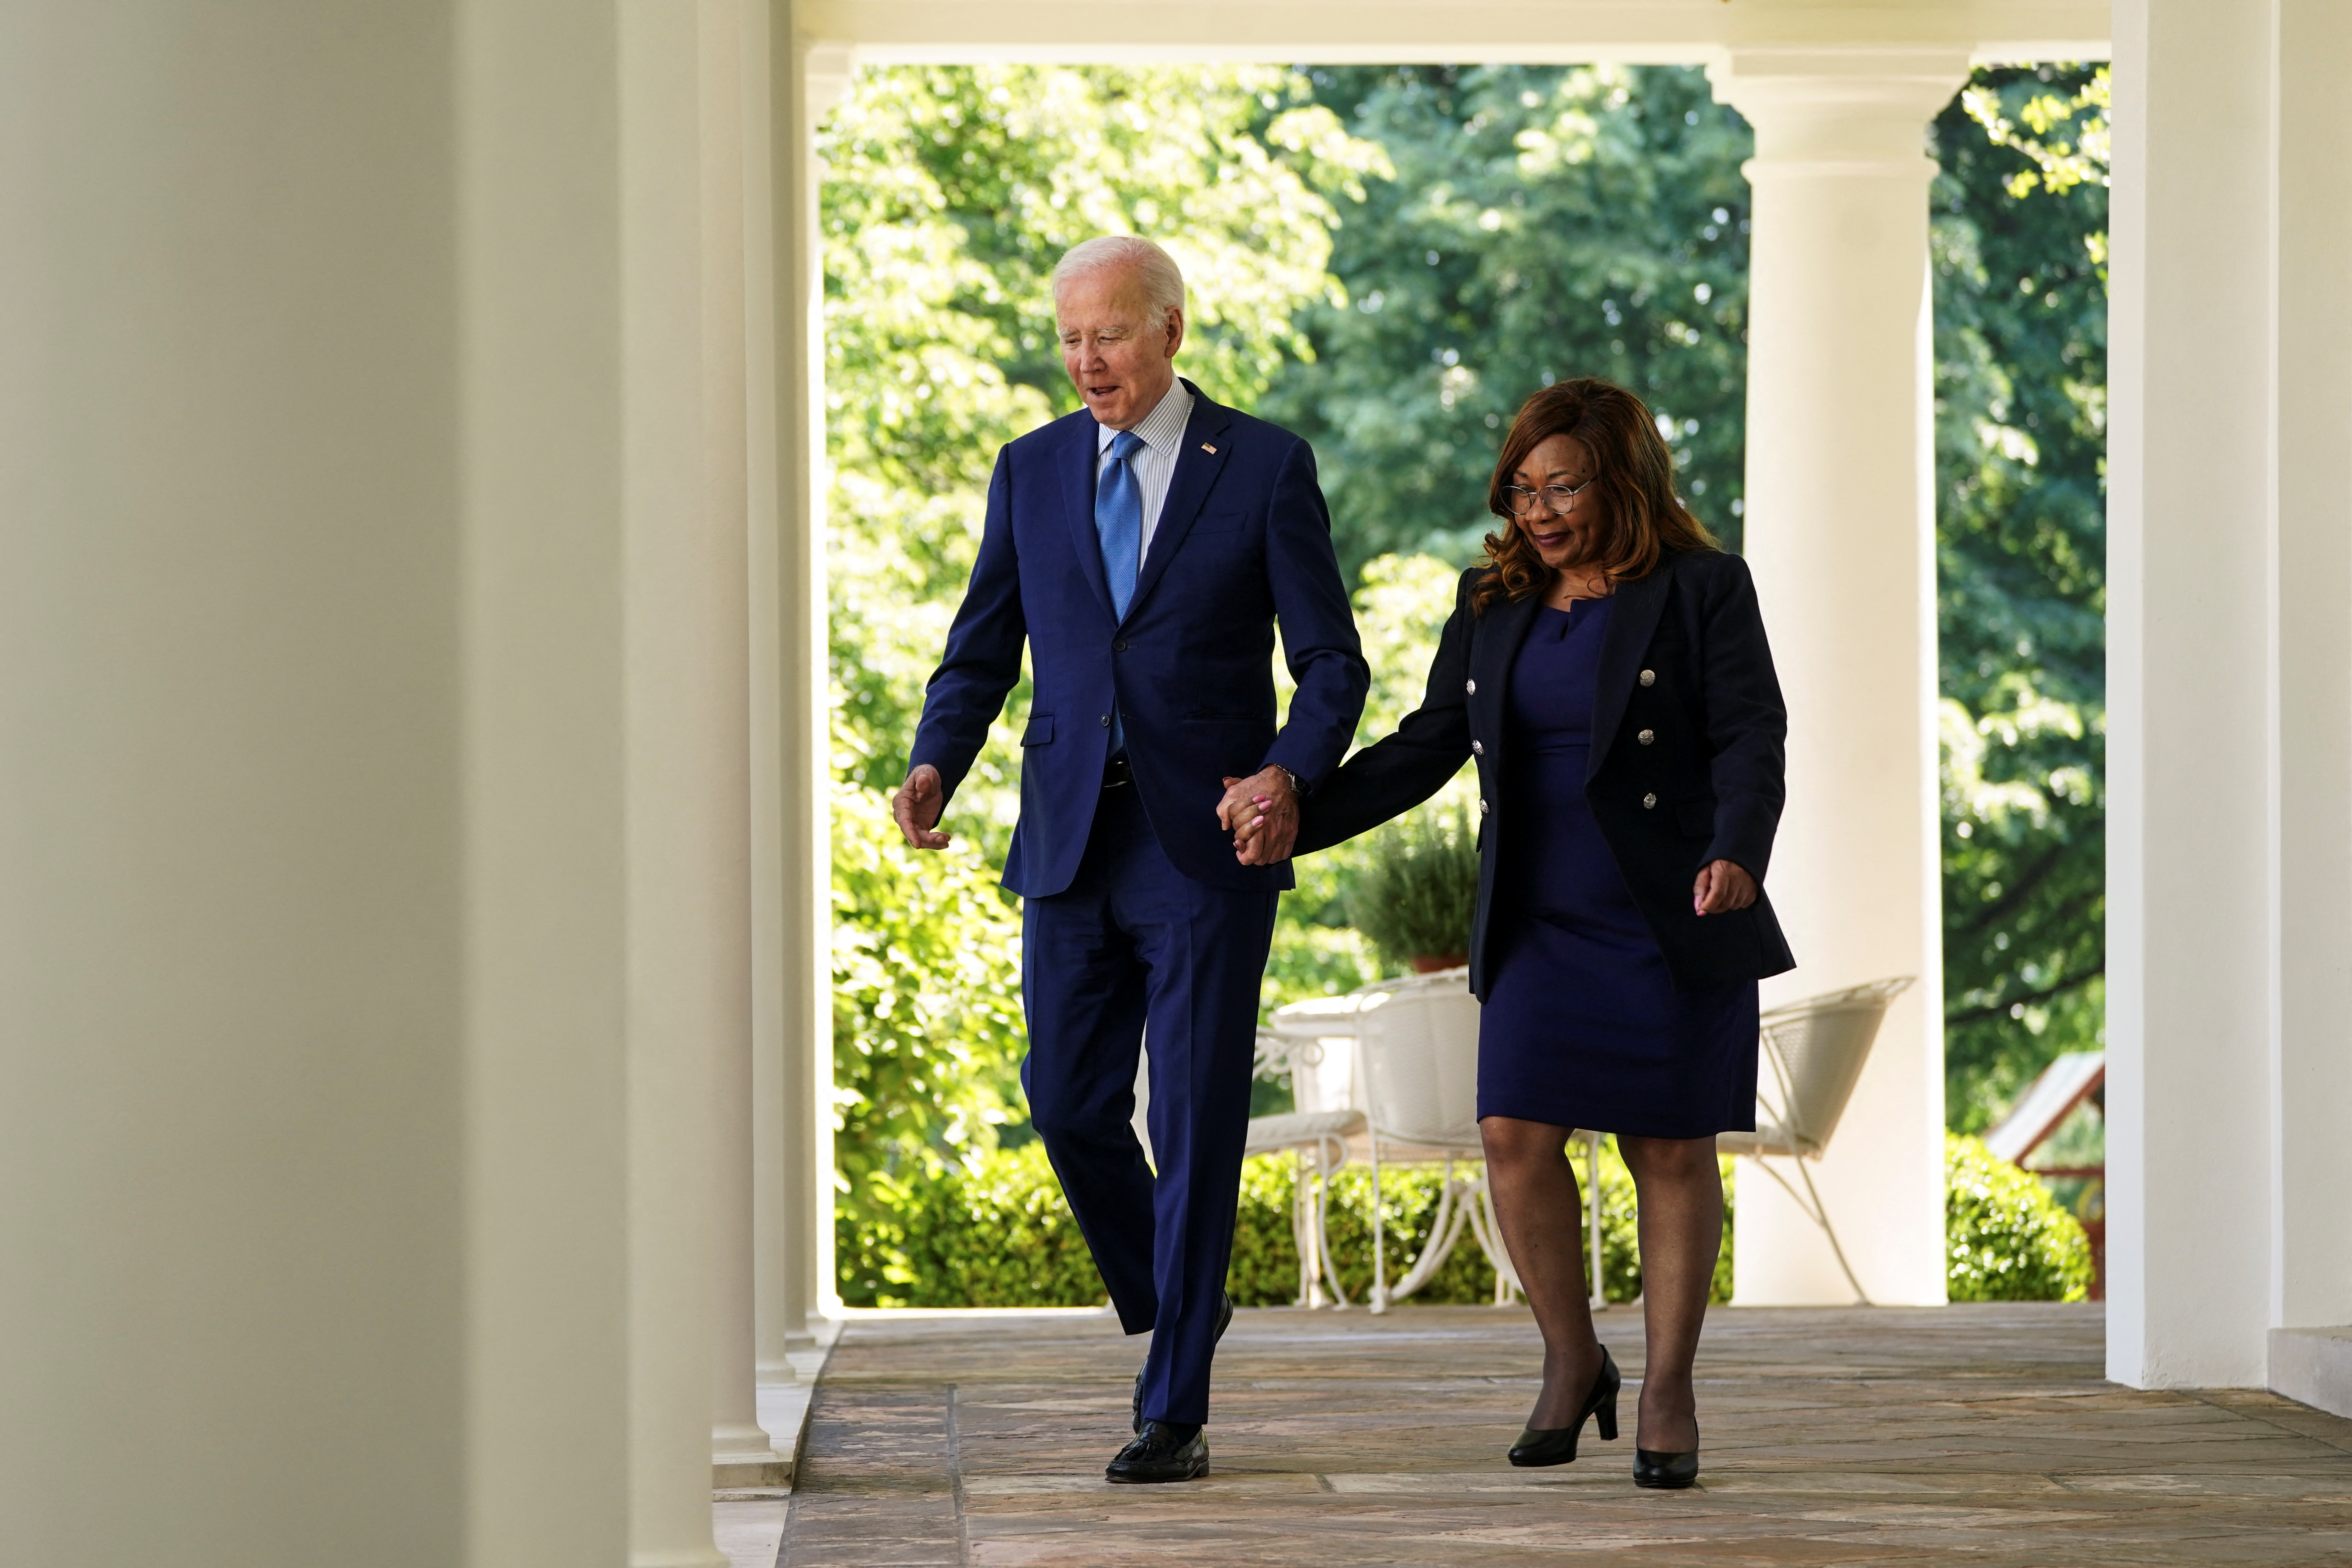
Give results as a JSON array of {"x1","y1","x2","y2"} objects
[
  {"x1": 1507, "y1": 1344, "x2": 1622, "y2": 1467},
  {"x1": 1106, "y1": 1421, "x2": 1209, "y2": 1484},
  {"x1": 1633, "y1": 1447, "x2": 1700, "y2": 1489},
  {"x1": 1132, "y1": 1291, "x2": 1234, "y2": 1434}
]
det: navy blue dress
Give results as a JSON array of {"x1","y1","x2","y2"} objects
[{"x1": 1477, "y1": 600, "x2": 1759, "y2": 1138}]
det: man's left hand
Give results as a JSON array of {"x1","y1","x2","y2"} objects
[{"x1": 1218, "y1": 767, "x2": 1300, "y2": 866}]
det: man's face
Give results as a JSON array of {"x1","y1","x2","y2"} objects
[{"x1": 1056, "y1": 268, "x2": 1183, "y2": 430}]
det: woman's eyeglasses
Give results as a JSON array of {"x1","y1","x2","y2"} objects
[{"x1": 1502, "y1": 478, "x2": 1595, "y2": 517}]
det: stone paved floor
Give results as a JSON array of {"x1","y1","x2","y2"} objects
[{"x1": 773, "y1": 1303, "x2": 2352, "y2": 1567}]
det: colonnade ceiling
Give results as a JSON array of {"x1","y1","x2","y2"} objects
[{"x1": 807, "y1": 0, "x2": 2112, "y2": 66}]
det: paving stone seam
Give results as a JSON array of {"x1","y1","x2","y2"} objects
[
  {"x1": 945, "y1": 1382, "x2": 973, "y2": 1568},
  {"x1": 2180, "y1": 1389, "x2": 2352, "y2": 1457}
]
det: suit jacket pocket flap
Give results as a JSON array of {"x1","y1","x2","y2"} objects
[{"x1": 1021, "y1": 715, "x2": 1055, "y2": 746}]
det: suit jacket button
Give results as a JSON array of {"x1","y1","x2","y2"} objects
[
  {"x1": 1465, "y1": 679, "x2": 1477, "y2": 695},
  {"x1": 1100, "y1": 715, "x2": 1112, "y2": 727},
  {"x1": 1471, "y1": 740, "x2": 1484, "y2": 756},
  {"x1": 1642, "y1": 792, "x2": 1658, "y2": 809},
  {"x1": 1113, "y1": 638, "x2": 1129, "y2": 652},
  {"x1": 1639, "y1": 669, "x2": 1656, "y2": 687},
  {"x1": 1479, "y1": 798, "x2": 1490, "y2": 814},
  {"x1": 1638, "y1": 729, "x2": 1655, "y2": 745}
]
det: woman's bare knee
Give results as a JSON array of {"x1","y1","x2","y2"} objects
[
  {"x1": 1619, "y1": 1133, "x2": 1720, "y2": 1185},
  {"x1": 1481, "y1": 1115, "x2": 1571, "y2": 1171}
]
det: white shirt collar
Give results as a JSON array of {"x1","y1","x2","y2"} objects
[{"x1": 1095, "y1": 378, "x2": 1194, "y2": 454}]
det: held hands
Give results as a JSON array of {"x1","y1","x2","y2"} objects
[
  {"x1": 893, "y1": 764, "x2": 952, "y2": 850},
  {"x1": 1693, "y1": 858, "x2": 1758, "y2": 916},
  {"x1": 1218, "y1": 766, "x2": 1300, "y2": 866}
]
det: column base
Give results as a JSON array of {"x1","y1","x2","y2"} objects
[
  {"x1": 2270, "y1": 1326, "x2": 2352, "y2": 1419},
  {"x1": 712, "y1": 1420, "x2": 787, "y2": 1490},
  {"x1": 710, "y1": 1457, "x2": 791, "y2": 1489}
]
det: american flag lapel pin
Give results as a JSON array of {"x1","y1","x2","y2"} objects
[{"x1": 1201, "y1": 442, "x2": 1218, "y2": 454}]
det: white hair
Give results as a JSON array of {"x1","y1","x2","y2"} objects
[{"x1": 1051, "y1": 235, "x2": 1186, "y2": 324}]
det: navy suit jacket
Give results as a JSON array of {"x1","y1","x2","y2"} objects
[
  {"x1": 909, "y1": 381, "x2": 1369, "y2": 895},
  {"x1": 1297, "y1": 549, "x2": 1796, "y2": 995}
]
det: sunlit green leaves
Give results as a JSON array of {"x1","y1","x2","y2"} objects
[
  {"x1": 830, "y1": 782, "x2": 1028, "y2": 1218},
  {"x1": 1960, "y1": 67, "x2": 2111, "y2": 204},
  {"x1": 822, "y1": 65, "x2": 1384, "y2": 822},
  {"x1": 1260, "y1": 64, "x2": 1754, "y2": 574},
  {"x1": 824, "y1": 67, "x2": 1385, "y2": 1198},
  {"x1": 1933, "y1": 65, "x2": 2108, "y2": 1131},
  {"x1": 1945, "y1": 1134, "x2": 2095, "y2": 1301}
]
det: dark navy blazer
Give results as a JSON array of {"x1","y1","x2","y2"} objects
[
  {"x1": 910, "y1": 382, "x2": 1369, "y2": 896},
  {"x1": 1297, "y1": 549, "x2": 1796, "y2": 996}
]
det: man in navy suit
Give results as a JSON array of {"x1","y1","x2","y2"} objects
[{"x1": 894, "y1": 236, "x2": 1367, "y2": 1482}]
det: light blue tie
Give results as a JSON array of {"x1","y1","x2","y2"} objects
[
  {"x1": 1096, "y1": 428, "x2": 1145, "y2": 756},
  {"x1": 1096, "y1": 428, "x2": 1145, "y2": 618}
]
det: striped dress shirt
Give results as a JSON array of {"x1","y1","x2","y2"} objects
[{"x1": 1092, "y1": 378, "x2": 1196, "y2": 570}]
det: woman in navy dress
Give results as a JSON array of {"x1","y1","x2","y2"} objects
[{"x1": 1279, "y1": 379, "x2": 1793, "y2": 1490}]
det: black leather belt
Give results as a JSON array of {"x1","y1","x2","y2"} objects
[{"x1": 1103, "y1": 754, "x2": 1133, "y2": 789}]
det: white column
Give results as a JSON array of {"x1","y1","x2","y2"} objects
[
  {"x1": 619, "y1": 0, "x2": 734, "y2": 1560},
  {"x1": 2111, "y1": 0, "x2": 2352, "y2": 1397},
  {"x1": 1709, "y1": 48, "x2": 1968, "y2": 1307},
  {"x1": 753, "y1": 13, "x2": 854, "y2": 1372},
  {"x1": 745, "y1": 0, "x2": 802, "y2": 1384},
  {"x1": 2104, "y1": 0, "x2": 2276, "y2": 1392},
  {"x1": 460, "y1": 0, "x2": 638, "y2": 1559},
  {"x1": 0, "y1": 8, "x2": 483, "y2": 1563},
  {"x1": 2271, "y1": 0, "x2": 2352, "y2": 1361},
  {"x1": 703, "y1": 0, "x2": 785, "y2": 1485}
]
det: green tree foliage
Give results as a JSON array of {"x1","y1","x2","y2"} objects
[
  {"x1": 1260, "y1": 64, "x2": 1755, "y2": 574},
  {"x1": 1268, "y1": 64, "x2": 2109, "y2": 1133},
  {"x1": 830, "y1": 783, "x2": 1028, "y2": 1238},
  {"x1": 819, "y1": 67, "x2": 1387, "y2": 1196},
  {"x1": 1932, "y1": 67, "x2": 2109, "y2": 1131},
  {"x1": 819, "y1": 64, "x2": 2111, "y2": 1280},
  {"x1": 822, "y1": 64, "x2": 1386, "y2": 822}
]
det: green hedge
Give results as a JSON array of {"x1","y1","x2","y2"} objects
[
  {"x1": 839, "y1": 1138, "x2": 1734, "y2": 1308},
  {"x1": 1946, "y1": 1132, "x2": 2095, "y2": 1302},
  {"x1": 838, "y1": 1133, "x2": 2089, "y2": 1309}
]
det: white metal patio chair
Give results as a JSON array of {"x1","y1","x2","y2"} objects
[
  {"x1": 1268, "y1": 972, "x2": 1611, "y2": 1313},
  {"x1": 1349, "y1": 968, "x2": 1571, "y2": 1313},
  {"x1": 1715, "y1": 976, "x2": 1916, "y2": 1306},
  {"x1": 1242, "y1": 1030, "x2": 1365, "y2": 1308}
]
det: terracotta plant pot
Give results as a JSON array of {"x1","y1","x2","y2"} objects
[{"x1": 1410, "y1": 953, "x2": 1469, "y2": 974}]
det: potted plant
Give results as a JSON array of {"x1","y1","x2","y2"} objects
[{"x1": 1349, "y1": 802, "x2": 1479, "y2": 973}]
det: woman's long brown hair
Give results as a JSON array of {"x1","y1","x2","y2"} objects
[{"x1": 1472, "y1": 377, "x2": 1719, "y2": 613}]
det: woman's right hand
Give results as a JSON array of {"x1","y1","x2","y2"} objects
[
  {"x1": 1219, "y1": 771, "x2": 1300, "y2": 865},
  {"x1": 1693, "y1": 858, "x2": 1756, "y2": 915}
]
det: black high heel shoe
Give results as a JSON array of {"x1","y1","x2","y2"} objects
[
  {"x1": 1506, "y1": 1344, "x2": 1621, "y2": 1467},
  {"x1": 1633, "y1": 1445, "x2": 1700, "y2": 1489}
]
